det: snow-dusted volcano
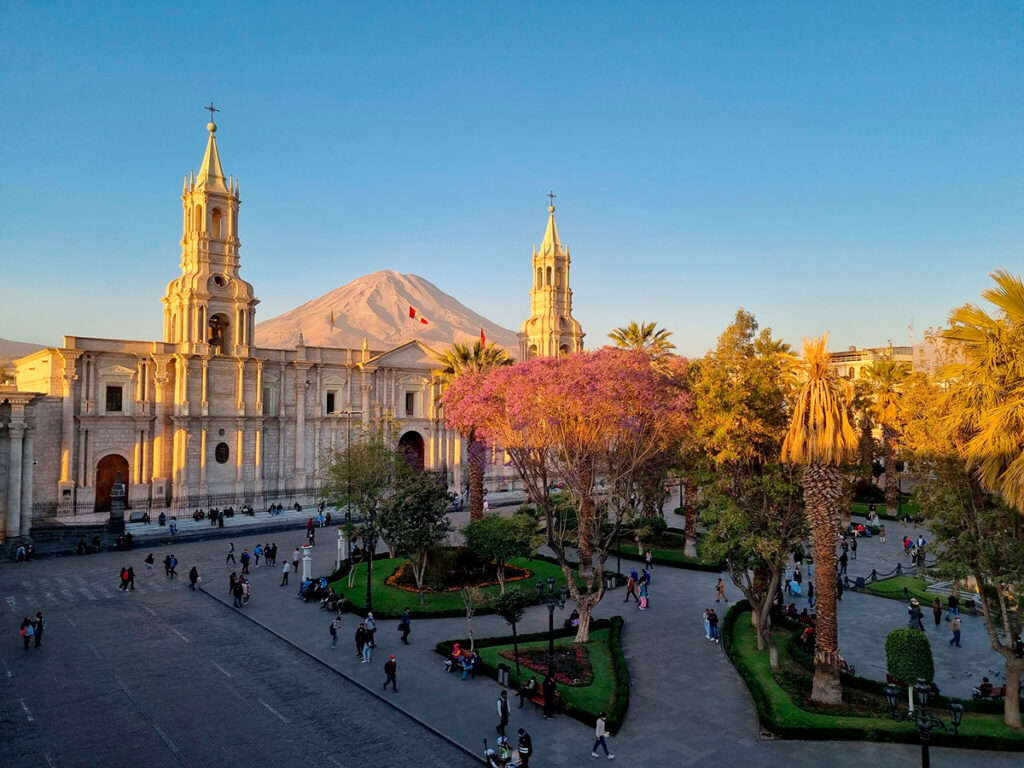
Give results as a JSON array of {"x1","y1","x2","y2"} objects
[{"x1": 255, "y1": 270, "x2": 519, "y2": 352}]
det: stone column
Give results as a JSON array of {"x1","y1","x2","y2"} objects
[
  {"x1": 360, "y1": 381, "x2": 371, "y2": 426},
  {"x1": 19, "y1": 425, "x2": 33, "y2": 535},
  {"x1": 295, "y1": 372, "x2": 306, "y2": 476},
  {"x1": 199, "y1": 424, "x2": 208, "y2": 489},
  {"x1": 7, "y1": 419, "x2": 25, "y2": 539},
  {"x1": 58, "y1": 351, "x2": 80, "y2": 506},
  {"x1": 151, "y1": 356, "x2": 171, "y2": 498},
  {"x1": 201, "y1": 357, "x2": 209, "y2": 416}
]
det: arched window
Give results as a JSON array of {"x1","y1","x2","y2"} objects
[
  {"x1": 194, "y1": 204, "x2": 202, "y2": 233},
  {"x1": 536, "y1": 267, "x2": 542, "y2": 289},
  {"x1": 211, "y1": 208, "x2": 223, "y2": 239},
  {"x1": 546, "y1": 266, "x2": 552, "y2": 286},
  {"x1": 528, "y1": 344, "x2": 538, "y2": 360},
  {"x1": 209, "y1": 313, "x2": 230, "y2": 354},
  {"x1": 556, "y1": 267, "x2": 563, "y2": 288},
  {"x1": 559, "y1": 344, "x2": 570, "y2": 356},
  {"x1": 848, "y1": 367, "x2": 855, "y2": 379}
]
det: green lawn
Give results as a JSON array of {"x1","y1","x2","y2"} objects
[
  {"x1": 328, "y1": 556, "x2": 580, "y2": 618},
  {"x1": 863, "y1": 575, "x2": 942, "y2": 605},
  {"x1": 726, "y1": 605, "x2": 1024, "y2": 746},
  {"x1": 476, "y1": 629, "x2": 614, "y2": 721},
  {"x1": 614, "y1": 538, "x2": 721, "y2": 570},
  {"x1": 851, "y1": 501, "x2": 919, "y2": 520}
]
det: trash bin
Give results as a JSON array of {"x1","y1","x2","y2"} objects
[{"x1": 497, "y1": 663, "x2": 509, "y2": 687}]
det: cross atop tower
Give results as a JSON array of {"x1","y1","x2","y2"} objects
[
  {"x1": 547, "y1": 190, "x2": 556, "y2": 210},
  {"x1": 204, "y1": 101, "x2": 220, "y2": 121}
]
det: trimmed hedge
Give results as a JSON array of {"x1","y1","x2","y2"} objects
[
  {"x1": 435, "y1": 615, "x2": 631, "y2": 731},
  {"x1": 722, "y1": 601, "x2": 1024, "y2": 748},
  {"x1": 885, "y1": 628, "x2": 935, "y2": 686}
]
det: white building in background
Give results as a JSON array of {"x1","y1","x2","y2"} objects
[{"x1": 3, "y1": 119, "x2": 516, "y2": 539}]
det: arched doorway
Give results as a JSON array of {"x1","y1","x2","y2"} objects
[
  {"x1": 95, "y1": 454, "x2": 130, "y2": 512},
  {"x1": 398, "y1": 431, "x2": 425, "y2": 472}
]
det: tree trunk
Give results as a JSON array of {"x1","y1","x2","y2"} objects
[
  {"x1": 497, "y1": 565, "x2": 506, "y2": 595},
  {"x1": 1004, "y1": 656, "x2": 1024, "y2": 729},
  {"x1": 573, "y1": 597, "x2": 596, "y2": 643},
  {"x1": 883, "y1": 424, "x2": 899, "y2": 515},
  {"x1": 511, "y1": 622, "x2": 521, "y2": 674},
  {"x1": 468, "y1": 437, "x2": 485, "y2": 521},
  {"x1": 804, "y1": 462, "x2": 844, "y2": 705},
  {"x1": 683, "y1": 478, "x2": 698, "y2": 558},
  {"x1": 858, "y1": 416, "x2": 874, "y2": 475}
]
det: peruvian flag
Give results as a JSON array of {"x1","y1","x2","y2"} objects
[
  {"x1": 480, "y1": 328, "x2": 487, "y2": 346},
  {"x1": 408, "y1": 306, "x2": 429, "y2": 325}
]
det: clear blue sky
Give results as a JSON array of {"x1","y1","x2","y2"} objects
[{"x1": 1, "y1": 1, "x2": 1021, "y2": 356}]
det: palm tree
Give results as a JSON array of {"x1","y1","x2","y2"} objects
[
  {"x1": 608, "y1": 321, "x2": 676, "y2": 358},
  {"x1": 865, "y1": 359, "x2": 910, "y2": 515},
  {"x1": 432, "y1": 341, "x2": 513, "y2": 520},
  {"x1": 782, "y1": 335, "x2": 858, "y2": 705},
  {"x1": 941, "y1": 270, "x2": 1024, "y2": 514}
]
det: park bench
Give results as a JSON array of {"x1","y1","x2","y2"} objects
[
  {"x1": 525, "y1": 688, "x2": 561, "y2": 716},
  {"x1": 444, "y1": 647, "x2": 479, "y2": 679}
]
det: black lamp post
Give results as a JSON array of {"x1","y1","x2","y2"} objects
[
  {"x1": 885, "y1": 679, "x2": 964, "y2": 768},
  {"x1": 536, "y1": 577, "x2": 567, "y2": 676}
]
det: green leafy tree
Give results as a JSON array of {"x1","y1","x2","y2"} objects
[
  {"x1": 903, "y1": 371, "x2": 1024, "y2": 728},
  {"x1": 321, "y1": 419, "x2": 403, "y2": 611},
  {"x1": 692, "y1": 310, "x2": 805, "y2": 661},
  {"x1": 781, "y1": 335, "x2": 859, "y2": 705},
  {"x1": 865, "y1": 358, "x2": 910, "y2": 515},
  {"x1": 608, "y1": 321, "x2": 676, "y2": 360},
  {"x1": 462, "y1": 512, "x2": 536, "y2": 593},
  {"x1": 885, "y1": 629, "x2": 935, "y2": 686},
  {"x1": 432, "y1": 341, "x2": 513, "y2": 520},
  {"x1": 492, "y1": 586, "x2": 530, "y2": 672},
  {"x1": 377, "y1": 468, "x2": 452, "y2": 606}
]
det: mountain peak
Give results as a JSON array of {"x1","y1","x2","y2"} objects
[{"x1": 254, "y1": 272, "x2": 519, "y2": 352}]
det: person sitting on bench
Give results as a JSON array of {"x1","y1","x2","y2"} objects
[
  {"x1": 518, "y1": 676, "x2": 538, "y2": 708},
  {"x1": 979, "y1": 677, "x2": 993, "y2": 697}
]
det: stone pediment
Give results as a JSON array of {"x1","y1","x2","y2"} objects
[
  {"x1": 98, "y1": 364, "x2": 136, "y2": 377},
  {"x1": 363, "y1": 340, "x2": 441, "y2": 370}
]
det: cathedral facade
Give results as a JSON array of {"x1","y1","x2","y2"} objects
[{"x1": 0, "y1": 120, "x2": 583, "y2": 541}]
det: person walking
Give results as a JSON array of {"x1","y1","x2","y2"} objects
[
  {"x1": 950, "y1": 615, "x2": 962, "y2": 647},
  {"x1": 879, "y1": 523, "x2": 886, "y2": 543},
  {"x1": 126, "y1": 567, "x2": 135, "y2": 591},
  {"x1": 20, "y1": 617, "x2": 34, "y2": 650},
  {"x1": 807, "y1": 581, "x2": 815, "y2": 609},
  {"x1": 623, "y1": 574, "x2": 638, "y2": 603},
  {"x1": 908, "y1": 598, "x2": 925, "y2": 631},
  {"x1": 33, "y1": 612, "x2": 45, "y2": 648},
  {"x1": 399, "y1": 608, "x2": 411, "y2": 645},
  {"x1": 360, "y1": 625, "x2": 372, "y2": 663},
  {"x1": 592, "y1": 712, "x2": 614, "y2": 759},
  {"x1": 702, "y1": 609, "x2": 712, "y2": 640},
  {"x1": 292, "y1": 547, "x2": 301, "y2": 575},
  {"x1": 365, "y1": 612, "x2": 377, "y2": 648},
  {"x1": 496, "y1": 690, "x2": 510, "y2": 738},
  {"x1": 330, "y1": 615, "x2": 342, "y2": 648},
  {"x1": 188, "y1": 566, "x2": 199, "y2": 591},
  {"x1": 355, "y1": 622, "x2": 368, "y2": 660},
  {"x1": 253, "y1": 543, "x2": 263, "y2": 568},
  {"x1": 382, "y1": 654, "x2": 397, "y2": 692},
  {"x1": 240, "y1": 549, "x2": 251, "y2": 575},
  {"x1": 946, "y1": 594, "x2": 960, "y2": 620},
  {"x1": 839, "y1": 551, "x2": 848, "y2": 575},
  {"x1": 932, "y1": 598, "x2": 943, "y2": 627},
  {"x1": 144, "y1": 553, "x2": 155, "y2": 577},
  {"x1": 269, "y1": 543, "x2": 277, "y2": 567},
  {"x1": 644, "y1": 549, "x2": 653, "y2": 571},
  {"x1": 162, "y1": 554, "x2": 171, "y2": 577},
  {"x1": 850, "y1": 537, "x2": 858, "y2": 560},
  {"x1": 638, "y1": 581, "x2": 648, "y2": 611},
  {"x1": 708, "y1": 608, "x2": 720, "y2": 643},
  {"x1": 168, "y1": 555, "x2": 178, "y2": 579},
  {"x1": 542, "y1": 674, "x2": 557, "y2": 719},
  {"x1": 516, "y1": 728, "x2": 533, "y2": 768},
  {"x1": 226, "y1": 543, "x2": 236, "y2": 564},
  {"x1": 232, "y1": 578, "x2": 244, "y2": 609},
  {"x1": 280, "y1": 560, "x2": 291, "y2": 586},
  {"x1": 716, "y1": 578, "x2": 728, "y2": 603},
  {"x1": 229, "y1": 572, "x2": 238, "y2": 596},
  {"x1": 119, "y1": 566, "x2": 130, "y2": 591},
  {"x1": 836, "y1": 573, "x2": 844, "y2": 601}
]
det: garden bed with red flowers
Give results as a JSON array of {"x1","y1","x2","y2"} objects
[
  {"x1": 384, "y1": 560, "x2": 532, "y2": 593},
  {"x1": 498, "y1": 644, "x2": 594, "y2": 686}
]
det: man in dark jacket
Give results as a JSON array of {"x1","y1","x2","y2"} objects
[
  {"x1": 516, "y1": 728, "x2": 533, "y2": 767},
  {"x1": 382, "y1": 654, "x2": 397, "y2": 692},
  {"x1": 542, "y1": 675, "x2": 557, "y2": 719}
]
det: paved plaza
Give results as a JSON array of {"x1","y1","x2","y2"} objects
[{"x1": 1, "y1": 510, "x2": 1019, "y2": 767}]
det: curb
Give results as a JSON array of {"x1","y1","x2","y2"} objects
[{"x1": 199, "y1": 577, "x2": 485, "y2": 765}]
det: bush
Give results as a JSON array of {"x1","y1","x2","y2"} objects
[{"x1": 884, "y1": 629, "x2": 935, "y2": 687}]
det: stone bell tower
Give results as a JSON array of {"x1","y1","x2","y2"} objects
[
  {"x1": 161, "y1": 111, "x2": 258, "y2": 357},
  {"x1": 518, "y1": 197, "x2": 584, "y2": 359}
]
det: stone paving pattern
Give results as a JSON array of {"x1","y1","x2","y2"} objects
[{"x1": 1, "y1": 507, "x2": 1019, "y2": 767}]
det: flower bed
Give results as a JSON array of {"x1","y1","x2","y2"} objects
[
  {"x1": 384, "y1": 560, "x2": 532, "y2": 593},
  {"x1": 498, "y1": 644, "x2": 594, "y2": 686}
]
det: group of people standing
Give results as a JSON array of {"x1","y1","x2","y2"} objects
[{"x1": 18, "y1": 612, "x2": 45, "y2": 649}]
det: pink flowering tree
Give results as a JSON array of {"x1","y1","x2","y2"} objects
[{"x1": 442, "y1": 348, "x2": 690, "y2": 642}]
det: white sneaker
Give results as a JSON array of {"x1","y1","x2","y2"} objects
[
  {"x1": 592, "y1": 753, "x2": 600, "y2": 758},
  {"x1": 607, "y1": 755, "x2": 615, "y2": 760}
]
